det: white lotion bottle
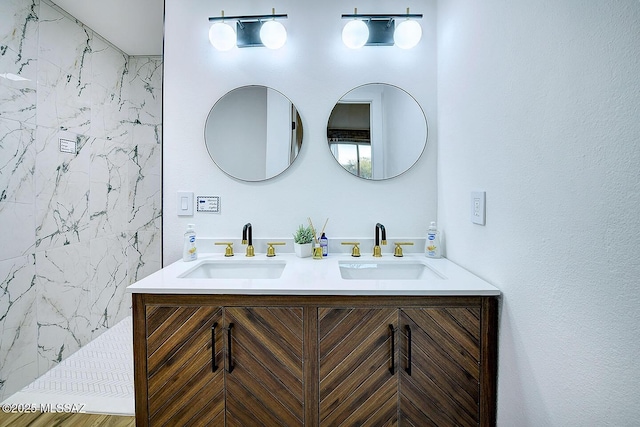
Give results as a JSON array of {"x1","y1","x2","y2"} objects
[
  {"x1": 425, "y1": 221, "x2": 442, "y2": 258},
  {"x1": 183, "y1": 224, "x2": 197, "y2": 262}
]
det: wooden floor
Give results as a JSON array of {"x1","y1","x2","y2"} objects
[{"x1": 0, "y1": 411, "x2": 135, "y2": 426}]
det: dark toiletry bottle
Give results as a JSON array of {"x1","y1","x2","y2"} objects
[{"x1": 320, "y1": 233, "x2": 328, "y2": 257}]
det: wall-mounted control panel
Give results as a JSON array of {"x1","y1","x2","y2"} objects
[
  {"x1": 59, "y1": 138, "x2": 77, "y2": 154},
  {"x1": 197, "y1": 196, "x2": 220, "y2": 213},
  {"x1": 471, "y1": 191, "x2": 486, "y2": 225}
]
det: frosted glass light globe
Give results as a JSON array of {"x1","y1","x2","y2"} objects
[
  {"x1": 209, "y1": 22, "x2": 236, "y2": 51},
  {"x1": 394, "y1": 20, "x2": 422, "y2": 49},
  {"x1": 260, "y1": 20, "x2": 287, "y2": 49},
  {"x1": 342, "y1": 19, "x2": 369, "y2": 49}
]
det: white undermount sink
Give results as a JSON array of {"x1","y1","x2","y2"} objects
[
  {"x1": 179, "y1": 260, "x2": 286, "y2": 279},
  {"x1": 339, "y1": 260, "x2": 446, "y2": 280}
]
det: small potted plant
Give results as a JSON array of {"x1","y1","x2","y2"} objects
[{"x1": 293, "y1": 224, "x2": 314, "y2": 258}]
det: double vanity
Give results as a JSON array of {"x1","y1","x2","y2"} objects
[
  {"x1": 155, "y1": 14, "x2": 480, "y2": 426},
  {"x1": 128, "y1": 251, "x2": 500, "y2": 426}
]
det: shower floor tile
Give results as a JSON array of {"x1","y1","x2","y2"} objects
[{"x1": 2, "y1": 316, "x2": 134, "y2": 416}]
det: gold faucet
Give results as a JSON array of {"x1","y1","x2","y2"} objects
[
  {"x1": 215, "y1": 242, "x2": 234, "y2": 257},
  {"x1": 242, "y1": 223, "x2": 254, "y2": 257},
  {"x1": 373, "y1": 223, "x2": 387, "y2": 257},
  {"x1": 393, "y1": 242, "x2": 414, "y2": 257},
  {"x1": 341, "y1": 242, "x2": 361, "y2": 257},
  {"x1": 266, "y1": 242, "x2": 285, "y2": 257}
]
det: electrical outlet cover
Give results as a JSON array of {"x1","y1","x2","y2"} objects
[{"x1": 471, "y1": 191, "x2": 486, "y2": 225}]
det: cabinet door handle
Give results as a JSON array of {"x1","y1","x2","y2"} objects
[
  {"x1": 226, "y1": 323, "x2": 234, "y2": 373},
  {"x1": 389, "y1": 324, "x2": 395, "y2": 375},
  {"x1": 405, "y1": 325, "x2": 412, "y2": 376},
  {"x1": 211, "y1": 322, "x2": 218, "y2": 372}
]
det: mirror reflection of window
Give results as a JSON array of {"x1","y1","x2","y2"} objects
[
  {"x1": 328, "y1": 102, "x2": 372, "y2": 179},
  {"x1": 326, "y1": 84, "x2": 427, "y2": 180},
  {"x1": 330, "y1": 143, "x2": 372, "y2": 179}
]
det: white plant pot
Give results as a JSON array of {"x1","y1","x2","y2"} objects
[{"x1": 294, "y1": 242, "x2": 313, "y2": 258}]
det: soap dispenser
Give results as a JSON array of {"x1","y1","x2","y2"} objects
[
  {"x1": 183, "y1": 224, "x2": 197, "y2": 262},
  {"x1": 425, "y1": 221, "x2": 442, "y2": 259}
]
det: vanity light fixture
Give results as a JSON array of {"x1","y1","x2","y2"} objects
[
  {"x1": 341, "y1": 8, "x2": 423, "y2": 49},
  {"x1": 208, "y1": 12, "x2": 236, "y2": 51},
  {"x1": 208, "y1": 9, "x2": 288, "y2": 50},
  {"x1": 342, "y1": 8, "x2": 370, "y2": 49}
]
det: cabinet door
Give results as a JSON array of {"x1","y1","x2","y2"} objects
[
  {"x1": 319, "y1": 308, "x2": 398, "y2": 426},
  {"x1": 146, "y1": 305, "x2": 224, "y2": 426},
  {"x1": 224, "y1": 307, "x2": 304, "y2": 426},
  {"x1": 399, "y1": 308, "x2": 481, "y2": 427}
]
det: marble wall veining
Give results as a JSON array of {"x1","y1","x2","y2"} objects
[{"x1": 0, "y1": 0, "x2": 162, "y2": 400}]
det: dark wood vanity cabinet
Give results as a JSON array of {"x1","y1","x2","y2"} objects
[
  {"x1": 398, "y1": 307, "x2": 482, "y2": 426},
  {"x1": 133, "y1": 294, "x2": 497, "y2": 427},
  {"x1": 137, "y1": 299, "x2": 304, "y2": 426},
  {"x1": 319, "y1": 308, "x2": 398, "y2": 425},
  {"x1": 145, "y1": 305, "x2": 224, "y2": 425},
  {"x1": 319, "y1": 306, "x2": 485, "y2": 426},
  {"x1": 224, "y1": 306, "x2": 304, "y2": 426}
]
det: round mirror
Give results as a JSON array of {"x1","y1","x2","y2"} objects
[
  {"x1": 327, "y1": 83, "x2": 427, "y2": 180},
  {"x1": 205, "y1": 86, "x2": 304, "y2": 181}
]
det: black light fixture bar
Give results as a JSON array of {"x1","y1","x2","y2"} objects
[
  {"x1": 340, "y1": 8, "x2": 424, "y2": 48},
  {"x1": 209, "y1": 14, "x2": 287, "y2": 22},
  {"x1": 341, "y1": 12, "x2": 423, "y2": 46},
  {"x1": 236, "y1": 21, "x2": 263, "y2": 47},
  {"x1": 208, "y1": 10, "x2": 289, "y2": 49},
  {"x1": 341, "y1": 13, "x2": 423, "y2": 19}
]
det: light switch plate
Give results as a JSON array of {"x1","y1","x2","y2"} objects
[
  {"x1": 471, "y1": 191, "x2": 486, "y2": 225},
  {"x1": 177, "y1": 192, "x2": 194, "y2": 216}
]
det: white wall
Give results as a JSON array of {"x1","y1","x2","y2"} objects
[
  {"x1": 163, "y1": 0, "x2": 438, "y2": 263},
  {"x1": 438, "y1": 0, "x2": 640, "y2": 425}
]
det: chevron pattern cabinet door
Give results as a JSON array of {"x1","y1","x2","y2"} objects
[
  {"x1": 319, "y1": 308, "x2": 398, "y2": 427},
  {"x1": 146, "y1": 305, "x2": 224, "y2": 426},
  {"x1": 224, "y1": 307, "x2": 304, "y2": 427},
  {"x1": 399, "y1": 308, "x2": 481, "y2": 427},
  {"x1": 135, "y1": 296, "x2": 496, "y2": 427}
]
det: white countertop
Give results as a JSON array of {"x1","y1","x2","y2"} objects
[{"x1": 126, "y1": 253, "x2": 501, "y2": 296}]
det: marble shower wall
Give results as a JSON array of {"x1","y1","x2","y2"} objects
[{"x1": 0, "y1": 0, "x2": 162, "y2": 400}]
